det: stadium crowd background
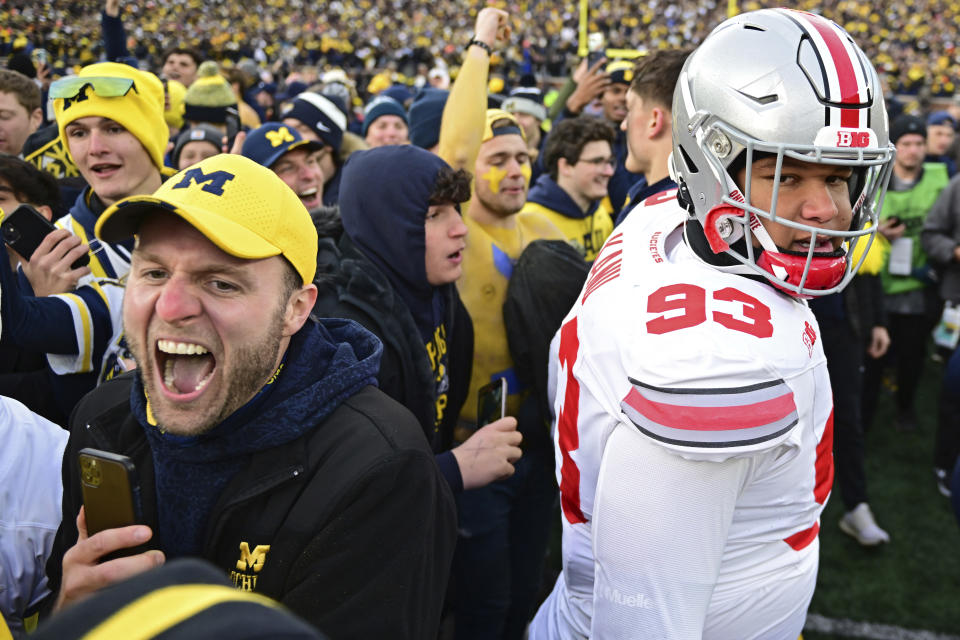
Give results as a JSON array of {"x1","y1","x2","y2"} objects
[
  {"x1": 5, "y1": 0, "x2": 960, "y2": 106},
  {"x1": 0, "y1": 1, "x2": 958, "y2": 636}
]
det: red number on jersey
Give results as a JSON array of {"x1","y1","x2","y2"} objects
[
  {"x1": 646, "y1": 284, "x2": 773, "y2": 338},
  {"x1": 643, "y1": 188, "x2": 678, "y2": 207},
  {"x1": 557, "y1": 317, "x2": 587, "y2": 524},
  {"x1": 713, "y1": 287, "x2": 774, "y2": 338},
  {"x1": 645, "y1": 283, "x2": 707, "y2": 334}
]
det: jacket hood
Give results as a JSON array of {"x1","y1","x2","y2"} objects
[
  {"x1": 338, "y1": 146, "x2": 453, "y2": 333},
  {"x1": 526, "y1": 173, "x2": 597, "y2": 220}
]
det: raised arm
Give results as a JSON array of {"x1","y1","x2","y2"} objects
[{"x1": 437, "y1": 7, "x2": 509, "y2": 173}]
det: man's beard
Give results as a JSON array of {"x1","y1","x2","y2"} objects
[
  {"x1": 478, "y1": 189, "x2": 525, "y2": 217},
  {"x1": 128, "y1": 307, "x2": 286, "y2": 437}
]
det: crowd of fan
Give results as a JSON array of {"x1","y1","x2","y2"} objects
[
  {"x1": 5, "y1": 0, "x2": 960, "y2": 99},
  {"x1": 1, "y1": 2, "x2": 960, "y2": 639}
]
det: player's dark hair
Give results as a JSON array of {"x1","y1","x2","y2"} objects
[{"x1": 629, "y1": 49, "x2": 692, "y2": 110}]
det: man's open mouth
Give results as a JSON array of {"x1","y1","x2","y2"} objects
[
  {"x1": 298, "y1": 187, "x2": 320, "y2": 207},
  {"x1": 90, "y1": 163, "x2": 121, "y2": 177},
  {"x1": 784, "y1": 237, "x2": 843, "y2": 257},
  {"x1": 156, "y1": 339, "x2": 216, "y2": 396}
]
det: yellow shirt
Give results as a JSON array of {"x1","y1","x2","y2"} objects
[
  {"x1": 520, "y1": 196, "x2": 615, "y2": 262},
  {"x1": 457, "y1": 212, "x2": 564, "y2": 421}
]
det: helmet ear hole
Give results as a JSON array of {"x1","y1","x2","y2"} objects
[
  {"x1": 847, "y1": 167, "x2": 867, "y2": 205},
  {"x1": 847, "y1": 167, "x2": 869, "y2": 229},
  {"x1": 678, "y1": 144, "x2": 700, "y2": 174}
]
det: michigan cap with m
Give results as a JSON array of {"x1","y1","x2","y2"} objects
[
  {"x1": 95, "y1": 154, "x2": 318, "y2": 284},
  {"x1": 241, "y1": 122, "x2": 324, "y2": 170}
]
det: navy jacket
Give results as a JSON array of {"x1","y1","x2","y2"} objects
[{"x1": 46, "y1": 319, "x2": 456, "y2": 639}]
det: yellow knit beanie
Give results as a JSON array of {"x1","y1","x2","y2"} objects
[{"x1": 54, "y1": 62, "x2": 167, "y2": 170}]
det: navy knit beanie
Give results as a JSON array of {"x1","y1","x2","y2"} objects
[
  {"x1": 362, "y1": 96, "x2": 408, "y2": 137},
  {"x1": 281, "y1": 91, "x2": 347, "y2": 152},
  {"x1": 408, "y1": 88, "x2": 449, "y2": 149}
]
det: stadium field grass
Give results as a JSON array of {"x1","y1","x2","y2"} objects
[{"x1": 806, "y1": 354, "x2": 960, "y2": 637}]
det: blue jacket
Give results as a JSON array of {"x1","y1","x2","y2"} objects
[{"x1": 0, "y1": 188, "x2": 136, "y2": 417}]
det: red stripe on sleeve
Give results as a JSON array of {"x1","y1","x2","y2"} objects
[
  {"x1": 813, "y1": 408, "x2": 834, "y2": 504},
  {"x1": 557, "y1": 317, "x2": 587, "y2": 524},
  {"x1": 623, "y1": 387, "x2": 796, "y2": 432},
  {"x1": 784, "y1": 521, "x2": 820, "y2": 551}
]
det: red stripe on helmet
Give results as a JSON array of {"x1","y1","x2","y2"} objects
[{"x1": 802, "y1": 14, "x2": 863, "y2": 127}]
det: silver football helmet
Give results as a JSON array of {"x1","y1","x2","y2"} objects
[{"x1": 671, "y1": 8, "x2": 895, "y2": 298}]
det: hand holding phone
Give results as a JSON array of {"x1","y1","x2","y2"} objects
[
  {"x1": 879, "y1": 215, "x2": 906, "y2": 242},
  {"x1": 451, "y1": 378, "x2": 522, "y2": 490},
  {"x1": 2, "y1": 203, "x2": 90, "y2": 269},
  {"x1": 79, "y1": 448, "x2": 142, "y2": 536},
  {"x1": 477, "y1": 377, "x2": 507, "y2": 428},
  {"x1": 56, "y1": 451, "x2": 160, "y2": 612}
]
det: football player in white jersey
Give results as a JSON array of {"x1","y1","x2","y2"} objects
[{"x1": 530, "y1": 8, "x2": 895, "y2": 640}]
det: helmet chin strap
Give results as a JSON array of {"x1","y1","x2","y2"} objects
[
  {"x1": 748, "y1": 216, "x2": 788, "y2": 277},
  {"x1": 750, "y1": 220, "x2": 846, "y2": 296}
]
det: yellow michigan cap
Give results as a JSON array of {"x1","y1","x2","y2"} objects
[
  {"x1": 482, "y1": 108, "x2": 525, "y2": 143},
  {"x1": 95, "y1": 154, "x2": 318, "y2": 284}
]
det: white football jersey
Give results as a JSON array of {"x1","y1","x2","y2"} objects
[{"x1": 531, "y1": 191, "x2": 834, "y2": 639}]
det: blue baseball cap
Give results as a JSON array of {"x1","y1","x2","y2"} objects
[
  {"x1": 240, "y1": 122, "x2": 324, "y2": 169},
  {"x1": 927, "y1": 110, "x2": 957, "y2": 130}
]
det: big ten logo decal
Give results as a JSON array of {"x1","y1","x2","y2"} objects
[
  {"x1": 836, "y1": 130, "x2": 870, "y2": 147},
  {"x1": 581, "y1": 233, "x2": 623, "y2": 304},
  {"x1": 172, "y1": 168, "x2": 236, "y2": 196},
  {"x1": 426, "y1": 325, "x2": 449, "y2": 426},
  {"x1": 231, "y1": 542, "x2": 270, "y2": 591},
  {"x1": 646, "y1": 283, "x2": 773, "y2": 338},
  {"x1": 557, "y1": 316, "x2": 586, "y2": 524}
]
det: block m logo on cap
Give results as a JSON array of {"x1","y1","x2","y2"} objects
[
  {"x1": 265, "y1": 126, "x2": 295, "y2": 147},
  {"x1": 172, "y1": 167, "x2": 236, "y2": 196}
]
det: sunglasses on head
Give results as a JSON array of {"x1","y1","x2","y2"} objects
[{"x1": 50, "y1": 76, "x2": 138, "y2": 101}]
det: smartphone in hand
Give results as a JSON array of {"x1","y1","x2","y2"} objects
[
  {"x1": 1, "y1": 203, "x2": 90, "y2": 269},
  {"x1": 477, "y1": 377, "x2": 507, "y2": 428},
  {"x1": 79, "y1": 448, "x2": 143, "y2": 558}
]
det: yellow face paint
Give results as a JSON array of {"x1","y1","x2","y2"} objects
[
  {"x1": 480, "y1": 163, "x2": 532, "y2": 193},
  {"x1": 481, "y1": 165, "x2": 508, "y2": 194}
]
